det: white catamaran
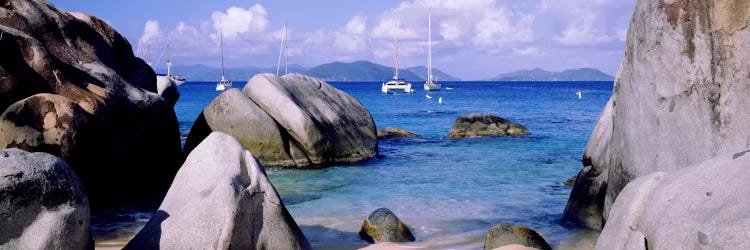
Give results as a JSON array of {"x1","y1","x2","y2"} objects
[
  {"x1": 381, "y1": 26, "x2": 413, "y2": 94},
  {"x1": 216, "y1": 17, "x2": 232, "y2": 92},
  {"x1": 423, "y1": 14, "x2": 441, "y2": 91}
]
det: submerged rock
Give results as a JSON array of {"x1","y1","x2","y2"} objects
[
  {"x1": 598, "y1": 152, "x2": 750, "y2": 249},
  {"x1": 377, "y1": 127, "x2": 418, "y2": 139},
  {"x1": 0, "y1": 0, "x2": 182, "y2": 206},
  {"x1": 564, "y1": 0, "x2": 750, "y2": 230},
  {"x1": 125, "y1": 132, "x2": 311, "y2": 249},
  {"x1": 0, "y1": 149, "x2": 91, "y2": 249},
  {"x1": 483, "y1": 224, "x2": 551, "y2": 250},
  {"x1": 185, "y1": 73, "x2": 377, "y2": 168},
  {"x1": 448, "y1": 114, "x2": 529, "y2": 138},
  {"x1": 359, "y1": 208, "x2": 415, "y2": 243}
]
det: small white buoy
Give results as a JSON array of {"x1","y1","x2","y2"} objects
[
  {"x1": 438, "y1": 97, "x2": 443, "y2": 104},
  {"x1": 576, "y1": 91, "x2": 582, "y2": 99}
]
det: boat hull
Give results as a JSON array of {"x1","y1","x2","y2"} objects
[
  {"x1": 382, "y1": 80, "x2": 412, "y2": 94},
  {"x1": 424, "y1": 83, "x2": 441, "y2": 91}
]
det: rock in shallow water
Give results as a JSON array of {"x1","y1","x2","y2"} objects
[
  {"x1": 125, "y1": 132, "x2": 311, "y2": 249},
  {"x1": 377, "y1": 127, "x2": 418, "y2": 139},
  {"x1": 448, "y1": 114, "x2": 529, "y2": 138},
  {"x1": 185, "y1": 73, "x2": 377, "y2": 168},
  {"x1": 0, "y1": 149, "x2": 91, "y2": 249},
  {"x1": 483, "y1": 224, "x2": 551, "y2": 250},
  {"x1": 359, "y1": 208, "x2": 415, "y2": 244}
]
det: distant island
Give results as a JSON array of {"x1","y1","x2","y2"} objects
[
  {"x1": 158, "y1": 61, "x2": 461, "y2": 82},
  {"x1": 487, "y1": 68, "x2": 614, "y2": 81}
]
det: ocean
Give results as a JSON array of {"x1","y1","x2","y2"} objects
[{"x1": 95, "y1": 80, "x2": 613, "y2": 249}]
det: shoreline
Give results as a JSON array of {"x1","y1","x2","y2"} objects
[{"x1": 93, "y1": 227, "x2": 598, "y2": 250}]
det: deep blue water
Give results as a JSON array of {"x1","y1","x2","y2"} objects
[
  {"x1": 93, "y1": 80, "x2": 612, "y2": 248},
  {"x1": 172, "y1": 80, "x2": 612, "y2": 248}
]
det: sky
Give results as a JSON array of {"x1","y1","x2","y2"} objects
[{"x1": 47, "y1": 0, "x2": 636, "y2": 80}]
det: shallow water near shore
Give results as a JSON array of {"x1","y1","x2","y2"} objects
[{"x1": 93, "y1": 80, "x2": 611, "y2": 249}]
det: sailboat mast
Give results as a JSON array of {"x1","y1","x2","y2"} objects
[
  {"x1": 147, "y1": 44, "x2": 152, "y2": 67},
  {"x1": 276, "y1": 20, "x2": 287, "y2": 76},
  {"x1": 284, "y1": 21, "x2": 289, "y2": 75},
  {"x1": 428, "y1": 14, "x2": 432, "y2": 82},
  {"x1": 220, "y1": 17, "x2": 226, "y2": 78},
  {"x1": 166, "y1": 44, "x2": 172, "y2": 76},
  {"x1": 394, "y1": 27, "x2": 399, "y2": 79}
]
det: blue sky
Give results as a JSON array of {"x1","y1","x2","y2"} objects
[{"x1": 48, "y1": 0, "x2": 636, "y2": 80}]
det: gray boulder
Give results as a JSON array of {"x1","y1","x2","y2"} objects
[
  {"x1": 597, "y1": 152, "x2": 750, "y2": 249},
  {"x1": 377, "y1": 127, "x2": 418, "y2": 139},
  {"x1": 448, "y1": 114, "x2": 529, "y2": 138},
  {"x1": 564, "y1": 0, "x2": 750, "y2": 230},
  {"x1": 0, "y1": 149, "x2": 91, "y2": 249},
  {"x1": 483, "y1": 224, "x2": 551, "y2": 250},
  {"x1": 185, "y1": 73, "x2": 377, "y2": 168},
  {"x1": 125, "y1": 132, "x2": 311, "y2": 250},
  {"x1": 0, "y1": 0, "x2": 182, "y2": 206},
  {"x1": 359, "y1": 208, "x2": 415, "y2": 243}
]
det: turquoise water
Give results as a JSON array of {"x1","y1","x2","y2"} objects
[
  {"x1": 93, "y1": 80, "x2": 612, "y2": 248},
  {"x1": 175, "y1": 80, "x2": 611, "y2": 248}
]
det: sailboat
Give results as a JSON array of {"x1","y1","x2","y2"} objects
[
  {"x1": 156, "y1": 44, "x2": 187, "y2": 86},
  {"x1": 216, "y1": 17, "x2": 232, "y2": 92},
  {"x1": 164, "y1": 44, "x2": 186, "y2": 85},
  {"x1": 423, "y1": 14, "x2": 441, "y2": 91},
  {"x1": 381, "y1": 25, "x2": 413, "y2": 94}
]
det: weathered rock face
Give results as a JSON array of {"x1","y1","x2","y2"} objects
[
  {"x1": 0, "y1": 148, "x2": 91, "y2": 249},
  {"x1": 125, "y1": 132, "x2": 311, "y2": 250},
  {"x1": 185, "y1": 73, "x2": 377, "y2": 168},
  {"x1": 448, "y1": 114, "x2": 529, "y2": 138},
  {"x1": 377, "y1": 127, "x2": 418, "y2": 139},
  {"x1": 597, "y1": 152, "x2": 750, "y2": 249},
  {"x1": 564, "y1": 0, "x2": 750, "y2": 230},
  {"x1": 0, "y1": 0, "x2": 182, "y2": 206},
  {"x1": 359, "y1": 208, "x2": 415, "y2": 244},
  {"x1": 483, "y1": 224, "x2": 551, "y2": 250}
]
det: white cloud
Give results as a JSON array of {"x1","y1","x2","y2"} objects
[
  {"x1": 539, "y1": 0, "x2": 631, "y2": 46},
  {"x1": 616, "y1": 28, "x2": 628, "y2": 42},
  {"x1": 334, "y1": 16, "x2": 369, "y2": 53},
  {"x1": 139, "y1": 20, "x2": 161, "y2": 44},
  {"x1": 370, "y1": 0, "x2": 535, "y2": 55},
  {"x1": 472, "y1": 11, "x2": 535, "y2": 51},
  {"x1": 210, "y1": 5, "x2": 269, "y2": 39},
  {"x1": 344, "y1": 15, "x2": 367, "y2": 34},
  {"x1": 554, "y1": 21, "x2": 612, "y2": 45},
  {"x1": 513, "y1": 47, "x2": 541, "y2": 55}
]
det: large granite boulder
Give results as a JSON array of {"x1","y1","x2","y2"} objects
[
  {"x1": 483, "y1": 224, "x2": 551, "y2": 250},
  {"x1": 125, "y1": 132, "x2": 311, "y2": 249},
  {"x1": 377, "y1": 127, "x2": 418, "y2": 139},
  {"x1": 0, "y1": 148, "x2": 91, "y2": 249},
  {"x1": 597, "y1": 152, "x2": 750, "y2": 249},
  {"x1": 564, "y1": 0, "x2": 750, "y2": 230},
  {"x1": 448, "y1": 114, "x2": 529, "y2": 139},
  {"x1": 359, "y1": 208, "x2": 415, "y2": 243},
  {"x1": 0, "y1": 0, "x2": 182, "y2": 206},
  {"x1": 185, "y1": 73, "x2": 377, "y2": 168}
]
